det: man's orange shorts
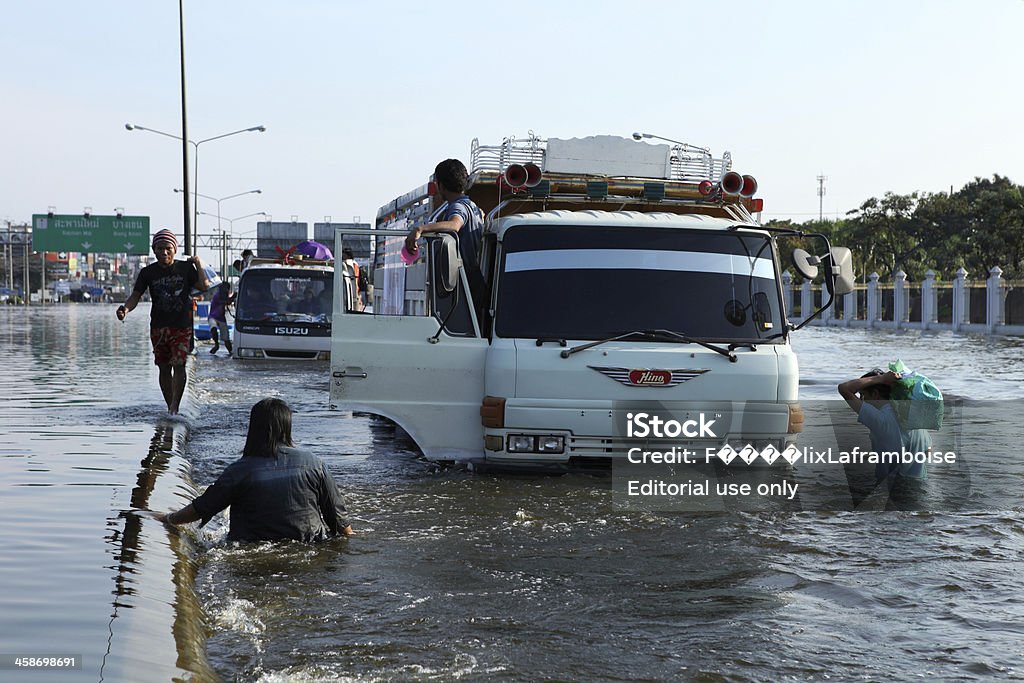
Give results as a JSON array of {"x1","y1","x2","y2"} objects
[{"x1": 150, "y1": 327, "x2": 192, "y2": 366}]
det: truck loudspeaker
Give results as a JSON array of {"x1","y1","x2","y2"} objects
[
  {"x1": 720, "y1": 171, "x2": 744, "y2": 195},
  {"x1": 503, "y1": 164, "x2": 529, "y2": 189},
  {"x1": 523, "y1": 162, "x2": 543, "y2": 188},
  {"x1": 740, "y1": 174, "x2": 758, "y2": 197}
]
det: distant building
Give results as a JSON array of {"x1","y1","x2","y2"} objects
[
  {"x1": 256, "y1": 221, "x2": 308, "y2": 259},
  {"x1": 313, "y1": 222, "x2": 371, "y2": 262}
]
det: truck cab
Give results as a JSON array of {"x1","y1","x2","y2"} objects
[
  {"x1": 330, "y1": 134, "x2": 852, "y2": 466},
  {"x1": 233, "y1": 258, "x2": 336, "y2": 360}
]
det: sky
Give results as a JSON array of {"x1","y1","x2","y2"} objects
[{"x1": 2, "y1": 0, "x2": 1023, "y2": 268}]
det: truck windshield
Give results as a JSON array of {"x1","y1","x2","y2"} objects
[
  {"x1": 236, "y1": 270, "x2": 333, "y2": 324},
  {"x1": 495, "y1": 225, "x2": 783, "y2": 342}
]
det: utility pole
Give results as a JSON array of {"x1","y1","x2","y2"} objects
[
  {"x1": 178, "y1": 0, "x2": 192, "y2": 254},
  {"x1": 817, "y1": 174, "x2": 827, "y2": 223},
  {"x1": 2, "y1": 221, "x2": 10, "y2": 291},
  {"x1": 221, "y1": 230, "x2": 229, "y2": 281},
  {"x1": 23, "y1": 231, "x2": 30, "y2": 307}
]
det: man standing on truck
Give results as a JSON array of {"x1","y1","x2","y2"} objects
[
  {"x1": 115, "y1": 229, "x2": 210, "y2": 415},
  {"x1": 405, "y1": 158, "x2": 486, "y2": 307}
]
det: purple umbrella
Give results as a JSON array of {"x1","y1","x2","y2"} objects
[{"x1": 294, "y1": 240, "x2": 333, "y2": 260}]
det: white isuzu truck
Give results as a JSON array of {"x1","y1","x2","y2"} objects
[{"x1": 329, "y1": 133, "x2": 853, "y2": 467}]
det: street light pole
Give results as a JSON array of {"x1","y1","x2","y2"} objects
[
  {"x1": 181, "y1": 191, "x2": 260, "y2": 277},
  {"x1": 198, "y1": 211, "x2": 268, "y2": 232},
  {"x1": 23, "y1": 234, "x2": 29, "y2": 307},
  {"x1": 2, "y1": 221, "x2": 10, "y2": 291},
  {"x1": 191, "y1": 127, "x2": 265, "y2": 239},
  {"x1": 180, "y1": 189, "x2": 262, "y2": 233},
  {"x1": 197, "y1": 210, "x2": 266, "y2": 278},
  {"x1": 125, "y1": 123, "x2": 265, "y2": 245},
  {"x1": 178, "y1": 0, "x2": 191, "y2": 254}
]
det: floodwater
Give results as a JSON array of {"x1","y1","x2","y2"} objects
[{"x1": 2, "y1": 306, "x2": 1024, "y2": 682}]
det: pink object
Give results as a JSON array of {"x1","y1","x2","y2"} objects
[{"x1": 400, "y1": 244, "x2": 418, "y2": 265}]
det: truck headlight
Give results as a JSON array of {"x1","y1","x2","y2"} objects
[
  {"x1": 506, "y1": 434, "x2": 565, "y2": 454},
  {"x1": 538, "y1": 436, "x2": 564, "y2": 453},
  {"x1": 507, "y1": 435, "x2": 535, "y2": 452}
]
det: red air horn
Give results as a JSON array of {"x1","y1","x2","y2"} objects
[
  {"x1": 503, "y1": 164, "x2": 529, "y2": 189},
  {"x1": 499, "y1": 162, "x2": 543, "y2": 191},
  {"x1": 740, "y1": 174, "x2": 758, "y2": 198},
  {"x1": 720, "y1": 171, "x2": 744, "y2": 196},
  {"x1": 523, "y1": 162, "x2": 542, "y2": 188}
]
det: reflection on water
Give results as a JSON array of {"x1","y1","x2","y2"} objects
[
  {"x1": 0, "y1": 306, "x2": 216, "y2": 682},
  {"x1": 3, "y1": 308, "x2": 1024, "y2": 681}
]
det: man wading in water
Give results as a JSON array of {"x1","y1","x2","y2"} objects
[
  {"x1": 838, "y1": 368, "x2": 931, "y2": 509},
  {"x1": 115, "y1": 229, "x2": 209, "y2": 414}
]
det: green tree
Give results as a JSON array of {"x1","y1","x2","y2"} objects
[
  {"x1": 844, "y1": 192, "x2": 921, "y2": 279},
  {"x1": 783, "y1": 175, "x2": 1024, "y2": 282}
]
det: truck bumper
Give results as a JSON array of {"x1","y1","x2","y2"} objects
[{"x1": 483, "y1": 399, "x2": 798, "y2": 465}]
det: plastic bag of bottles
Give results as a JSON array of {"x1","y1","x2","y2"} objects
[{"x1": 888, "y1": 359, "x2": 943, "y2": 430}]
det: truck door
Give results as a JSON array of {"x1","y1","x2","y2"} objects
[{"x1": 329, "y1": 227, "x2": 489, "y2": 462}]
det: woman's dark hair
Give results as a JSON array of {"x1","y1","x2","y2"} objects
[
  {"x1": 434, "y1": 158, "x2": 469, "y2": 193},
  {"x1": 243, "y1": 398, "x2": 295, "y2": 457}
]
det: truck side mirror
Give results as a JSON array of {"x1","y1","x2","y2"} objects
[
  {"x1": 823, "y1": 247, "x2": 855, "y2": 296},
  {"x1": 432, "y1": 233, "x2": 462, "y2": 293},
  {"x1": 791, "y1": 248, "x2": 819, "y2": 280},
  {"x1": 790, "y1": 246, "x2": 854, "y2": 296}
]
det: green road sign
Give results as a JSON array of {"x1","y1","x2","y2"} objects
[{"x1": 31, "y1": 214, "x2": 151, "y2": 254}]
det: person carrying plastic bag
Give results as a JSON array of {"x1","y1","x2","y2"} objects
[
  {"x1": 887, "y1": 359, "x2": 944, "y2": 430},
  {"x1": 838, "y1": 359, "x2": 947, "y2": 509}
]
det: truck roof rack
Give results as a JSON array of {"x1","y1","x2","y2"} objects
[
  {"x1": 376, "y1": 133, "x2": 762, "y2": 226},
  {"x1": 469, "y1": 132, "x2": 731, "y2": 183}
]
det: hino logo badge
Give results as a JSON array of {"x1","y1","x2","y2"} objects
[
  {"x1": 629, "y1": 370, "x2": 671, "y2": 385},
  {"x1": 589, "y1": 366, "x2": 709, "y2": 387}
]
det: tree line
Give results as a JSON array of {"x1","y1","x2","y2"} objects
[{"x1": 768, "y1": 175, "x2": 1024, "y2": 282}]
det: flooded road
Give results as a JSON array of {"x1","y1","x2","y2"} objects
[{"x1": 2, "y1": 306, "x2": 1024, "y2": 681}]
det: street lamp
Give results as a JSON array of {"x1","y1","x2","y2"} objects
[
  {"x1": 198, "y1": 210, "x2": 267, "y2": 278},
  {"x1": 177, "y1": 188, "x2": 260, "y2": 275},
  {"x1": 631, "y1": 131, "x2": 710, "y2": 154},
  {"x1": 178, "y1": 189, "x2": 262, "y2": 232},
  {"x1": 125, "y1": 122, "x2": 266, "y2": 251},
  {"x1": 198, "y1": 210, "x2": 267, "y2": 233}
]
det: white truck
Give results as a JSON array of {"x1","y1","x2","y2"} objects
[
  {"x1": 329, "y1": 134, "x2": 853, "y2": 466},
  {"x1": 233, "y1": 258, "x2": 336, "y2": 360}
]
